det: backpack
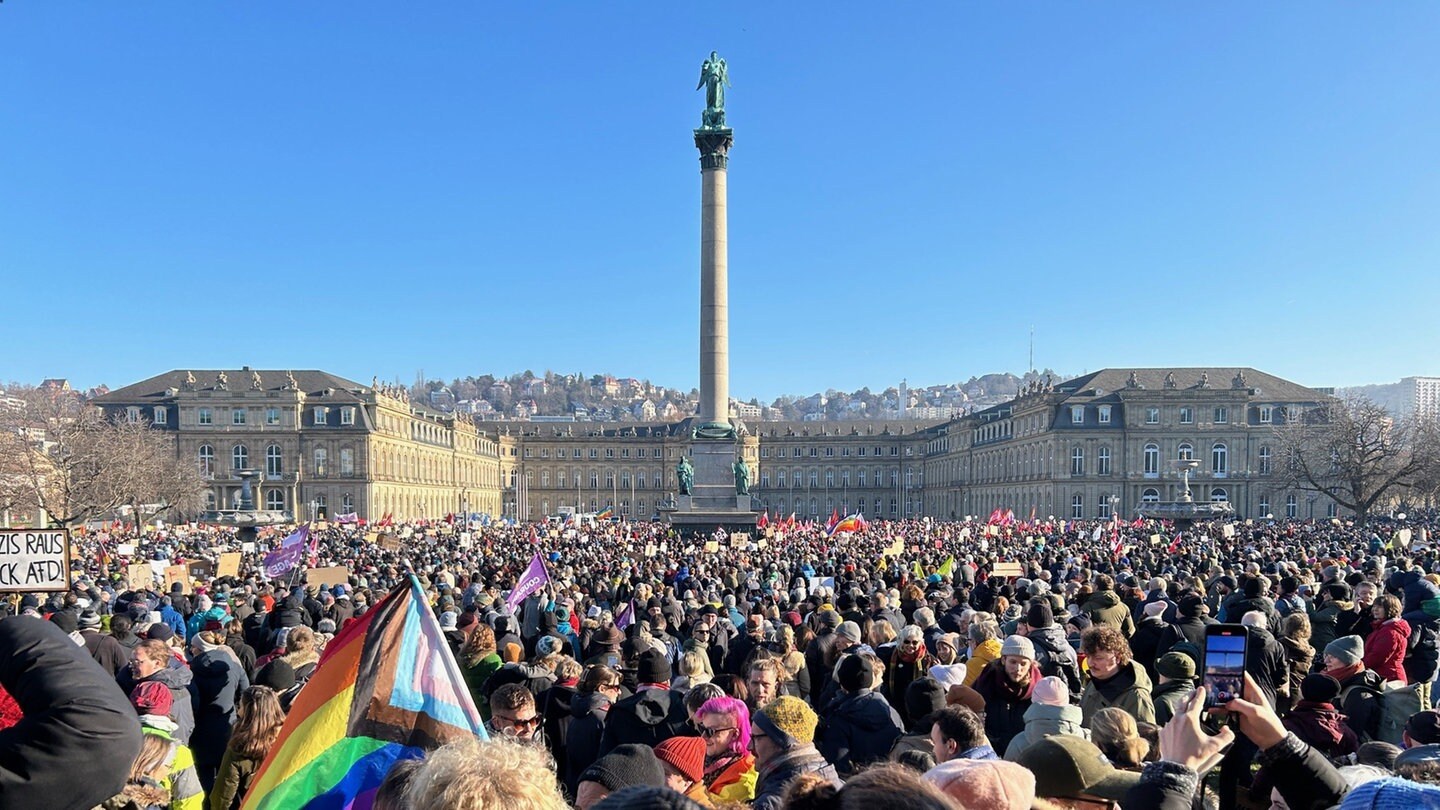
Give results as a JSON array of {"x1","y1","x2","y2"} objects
[
  {"x1": 1338, "y1": 681, "x2": 1385, "y2": 743},
  {"x1": 1379, "y1": 682, "x2": 1424, "y2": 745}
]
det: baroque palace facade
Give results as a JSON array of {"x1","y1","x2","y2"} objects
[{"x1": 95, "y1": 367, "x2": 1336, "y2": 523}]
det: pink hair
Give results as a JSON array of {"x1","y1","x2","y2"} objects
[{"x1": 697, "y1": 696, "x2": 751, "y2": 756}]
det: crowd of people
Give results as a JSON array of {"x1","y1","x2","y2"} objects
[{"x1": 4, "y1": 509, "x2": 1440, "y2": 809}]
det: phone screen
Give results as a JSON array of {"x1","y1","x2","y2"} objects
[{"x1": 1203, "y1": 629, "x2": 1246, "y2": 707}]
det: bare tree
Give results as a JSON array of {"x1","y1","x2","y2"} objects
[
  {"x1": 1276, "y1": 395, "x2": 1432, "y2": 522},
  {"x1": 0, "y1": 388, "x2": 206, "y2": 527}
]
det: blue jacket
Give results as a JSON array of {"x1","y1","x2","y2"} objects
[
  {"x1": 817, "y1": 689, "x2": 902, "y2": 776},
  {"x1": 159, "y1": 606, "x2": 186, "y2": 637},
  {"x1": 753, "y1": 745, "x2": 840, "y2": 810}
]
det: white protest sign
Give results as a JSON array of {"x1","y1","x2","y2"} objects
[
  {"x1": 0, "y1": 529, "x2": 72, "y2": 592},
  {"x1": 116, "y1": 543, "x2": 136, "y2": 556}
]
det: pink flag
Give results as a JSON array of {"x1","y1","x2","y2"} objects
[{"x1": 263, "y1": 525, "x2": 310, "y2": 579}]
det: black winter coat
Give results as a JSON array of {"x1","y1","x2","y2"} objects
[
  {"x1": 563, "y1": 691, "x2": 612, "y2": 795},
  {"x1": 816, "y1": 689, "x2": 902, "y2": 776},
  {"x1": 598, "y1": 686, "x2": 690, "y2": 756},
  {"x1": 0, "y1": 616, "x2": 143, "y2": 810}
]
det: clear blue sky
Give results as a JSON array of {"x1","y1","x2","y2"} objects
[{"x1": 3, "y1": 4, "x2": 1437, "y2": 401}]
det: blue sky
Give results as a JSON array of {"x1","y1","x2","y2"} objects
[{"x1": 3, "y1": 4, "x2": 1437, "y2": 401}]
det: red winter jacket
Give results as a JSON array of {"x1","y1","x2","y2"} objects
[{"x1": 1364, "y1": 618, "x2": 1411, "y2": 684}]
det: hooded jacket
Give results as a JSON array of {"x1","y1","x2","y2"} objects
[
  {"x1": 817, "y1": 688, "x2": 903, "y2": 776},
  {"x1": 1364, "y1": 618, "x2": 1411, "y2": 683},
  {"x1": 189, "y1": 645, "x2": 250, "y2": 778},
  {"x1": 1307, "y1": 600, "x2": 1349, "y2": 668},
  {"x1": 752, "y1": 745, "x2": 840, "y2": 810},
  {"x1": 1003, "y1": 701, "x2": 1089, "y2": 761},
  {"x1": 1393, "y1": 569, "x2": 1440, "y2": 684},
  {"x1": 1080, "y1": 660, "x2": 1155, "y2": 726},
  {"x1": 598, "y1": 685, "x2": 690, "y2": 755},
  {"x1": 0, "y1": 616, "x2": 143, "y2": 810},
  {"x1": 1283, "y1": 701, "x2": 1358, "y2": 759},
  {"x1": 1150, "y1": 677, "x2": 1194, "y2": 727},
  {"x1": 119, "y1": 660, "x2": 198, "y2": 744},
  {"x1": 1082, "y1": 590, "x2": 1135, "y2": 637},
  {"x1": 563, "y1": 690, "x2": 613, "y2": 794},
  {"x1": 971, "y1": 661, "x2": 1037, "y2": 757},
  {"x1": 1026, "y1": 624, "x2": 1083, "y2": 694}
]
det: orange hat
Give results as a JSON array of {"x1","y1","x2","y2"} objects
[{"x1": 653, "y1": 735, "x2": 706, "y2": 784}]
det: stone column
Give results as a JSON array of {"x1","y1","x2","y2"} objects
[{"x1": 695, "y1": 128, "x2": 733, "y2": 430}]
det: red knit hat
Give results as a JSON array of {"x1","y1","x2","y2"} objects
[
  {"x1": 131, "y1": 681, "x2": 173, "y2": 717},
  {"x1": 653, "y1": 735, "x2": 706, "y2": 785}
]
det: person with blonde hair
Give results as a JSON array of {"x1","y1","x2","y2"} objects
[
  {"x1": 673, "y1": 649, "x2": 712, "y2": 694},
  {"x1": 1088, "y1": 707, "x2": 1150, "y2": 770},
  {"x1": 98, "y1": 733, "x2": 176, "y2": 810},
  {"x1": 405, "y1": 737, "x2": 569, "y2": 810},
  {"x1": 459, "y1": 624, "x2": 503, "y2": 718},
  {"x1": 210, "y1": 686, "x2": 284, "y2": 810}
]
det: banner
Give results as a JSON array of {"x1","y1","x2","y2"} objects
[
  {"x1": 992, "y1": 561, "x2": 1023, "y2": 577},
  {"x1": 0, "y1": 530, "x2": 71, "y2": 592},
  {"x1": 126, "y1": 563, "x2": 151, "y2": 590},
  {"x1": 308, "y1": 566, "x2": 350, "y2": 588},
  {"x1": 163, "y1": 564, "x2": 189, "y2": 592},
  {"x1": 217, "y1": 552, "x2": 242, "y2": 579},
  {"x1": 504, "y1": 552, "x2": 550, "y2": 613}
]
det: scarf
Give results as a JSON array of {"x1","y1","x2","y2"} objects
[{"x1": 1324, "y1": 662, "x2": 1364, "y2": 683}]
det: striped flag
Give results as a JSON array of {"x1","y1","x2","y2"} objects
[{"x1": 240, "y1": 576, "x2": 485, "y2": 810}]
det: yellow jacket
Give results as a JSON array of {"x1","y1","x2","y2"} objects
[{"x1": 963, "y1": 638, "x2": 1002, "y2": 687}]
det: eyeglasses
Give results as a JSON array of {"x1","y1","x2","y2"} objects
[
  {"x1": 495, "y1": 714, "x2": 539, "y2": 731},
  {"x1": 700, "y1": 725, "x2": 737, "y2": 738}
]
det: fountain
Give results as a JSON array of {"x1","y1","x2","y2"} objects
[
  {"x1": 200, "y1": 469, "x2": 293, "y2": 547},
  {"x1": 1136, "y1": 460, "x2": 1234, "y2": 528}
]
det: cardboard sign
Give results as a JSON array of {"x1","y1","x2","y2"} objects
[
  {"x1": 126, "y1": 563, "x2": 151, "y2": 590},
  {"x1": 364, "y1": 532, "x2": 379, "y2": 544},
  {"x1": 188, "y1": 560, "x2": 214, "y2": 579},
  {"x1": 163, "y1": 564, "x2": 188, "y2": 592},
  {"x1": 704, "y1": 540, "x2": 719, "y2": 553},
  {"x1": 217, "y1": 553, "x2": 242, "y2": 579},
  {"x1": 378, "y1": 534, "x2": 402, "y2": 551},
  {"x1": 308, "y1": 566, "x2": 350, "y2": 588},
  {"x1": 1222, "y1": 524, "x2": 1236, "y2": 538},
  {"x1": 241, "y1": 541, "x2": 256, "y2": 553},
  {"x1": 116, "y1": 543, "x2": 136, "y2": 556},
  {"x1": 992, "y1": 561, "x2": 1023, "y2": 577},
  {"x1": 315, "y1": 521, "x2": 330, "y2": 531},
  {"x1": 0, "y1": 529, "x2": 72, "y2": 592},
  {"x1": 731, "y1": 533, "x2": 750, "y2": 543}
]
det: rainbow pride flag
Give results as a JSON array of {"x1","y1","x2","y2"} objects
[
  {"x1": 595, "y1": 506, "x2": 614, "y2": 520},
  {"x1": 240, "y1": 576, "x2": 486, "y2": 810}
]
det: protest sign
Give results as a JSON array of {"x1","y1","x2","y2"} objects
[
  {"x1": 992, "y1": 561, "x2": 1023, "y2": 577},
  {"x1": 307, "y1": 566, "x2": 350, "y2": 588},
  {"x1": 0, "y1": 529, "x2": 71, "y2": 592},
  {"x1": 163, "y1": 564, "x2": 188, "y2": 592},
  {"x1": 188, "y1": 560, "x2": 215, "y2": 579},
  {"x1": 704, "y1": 540, "x2": 719, "y2": 553},
  {"x1": 241, "y1": 542, "x2": 256, "y2": 553},
  {"x1": 217, "y1": 552, "x2": 242, "y2": 579},
  {"x1": 1222, "y1": 524, "x2": 1236, "y2": 538},
  {"x1": 378, "y1": 533, "x2": 402, "y2": 551},
  {"x1": 127, "y1": 563, "x2": 151, "y2": 590},
  {"x1": 116, "y1": 543, "x2": 136, "y2": 557}
]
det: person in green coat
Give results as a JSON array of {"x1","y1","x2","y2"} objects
[
  {"x1": 210, "y1": 686, "x2": 285, "y2": 810},
  {"x1": 460, "y1": 624, "x2": 504, "y2": 720},
  {"x1": 1078, "y1": 626, "x2": 1155, "y2": 728}
]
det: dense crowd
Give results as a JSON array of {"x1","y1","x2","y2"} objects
[{"x1": 5, "y1": 510, "x2": 1440, "y2": 809}]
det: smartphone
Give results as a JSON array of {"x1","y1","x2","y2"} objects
[{"x1": 1203, "y1": 624, "x2": 1249, "y2": 709}]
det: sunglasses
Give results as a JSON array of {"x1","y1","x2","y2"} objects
[{"x1": 699, "y1": 725, "x2": 736, "y2": 738}]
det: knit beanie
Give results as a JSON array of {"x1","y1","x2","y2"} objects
[
  {"x1": 49, "y1": 612, "x2": 78, "y2": 635},
  {"x1": 836, "y1": 653, "x2": 875, "y2": 693},
  {"x1": 637, "y1": 648, "x2": 671, "y2": 686},
  {"x1": 1177, "y1": 595, "x2": 1204, "y2": 618},
  {"x1": 579, "y1": 744, "x2": 667, "y2": 793},
  {"x1": 147, "y1": 623, "x2": 174, "y2": 642},
  {"x1": 653, "y1": 735, "x2": 706, "y2": 784},
  {"x1": 923, "y1": 758, "x2": 1036, "y2": 810},
  {"x1": 1157, "y1": 652, "x2": 1196, "y2": 681},
  {"x1": 78, "y1": 609, "x2": 102, "y2": 630},
  {"x1": 1325, "y1": 635, "x2": 1365, "y2": 667},
  {"x1": 256, "y1": 659, "x2": 297, "y2": 692},
  {"x1": 130, "y1": 681, "x2": 173, "y2": 716},
  {"x1": 1143, "y1": 601, "x2": 1168, "y2": 618},
  {"x1": 753, "y1": 695, "x2": 818, "y2": 748},
  {"x1": 905, "y1": 676, "x2": 948, "y2": 722},
  {"x1": 1032, "y1": 675, "x2": 1069, "y2": 707},
  {"x1": 1337, "y1": 777, "x2": 1440, "y2": 808},
  {"x1": 1026, "y1": 600, "x2": 1054, "y2": 629},
  {"x1": 1000, "y1": 635, "x2": 1035, "y2": 660},
  {"x1": 1243, "y1": 578, "x2": 1264, "y2": 598},
  {"x1": 1301, "y1": 673, "x2": 1342, "y2": 704},
  {"x1": 836, "y1": 621, "x2": 862, "y2": 644}
]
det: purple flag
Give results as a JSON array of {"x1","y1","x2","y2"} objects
[
  {"x1": 263, "y1": 525, "x2": 310, "y2": 579},
  {"x1": 614, "y1": 600, "x2": 635, "y2": 631},
  {"x1": 505, "y1": 552, "x2": 550, "y2": 613}
]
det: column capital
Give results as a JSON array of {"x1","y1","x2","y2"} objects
[{"x1": 694, "y1": 128, "x2": 734, "y2": 170}]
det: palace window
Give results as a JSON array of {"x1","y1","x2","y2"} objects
[
  {"x1": 266, "y1": 407, "x2": 281, "y2": 425},
  {"x1": 1260, "y1": 405, "x2": 1274, "y2": 424},
  {"x1": 1213, "y1": 406, "x2": 1228, "y2": 424},
  {"x1": 1098, "y1": 405, "x2": 1111, "y2": 424},
  {"x1": 313, "y1": 407, "x2": 327, "y2": 425},
  {"x1": 1210, "y1": 488, "x2": 1228, "y2": 503},
  {"x1": 198, "y1": 408, "x2": 212, "y2": 425},
  {"x1": 1179, "y1": 406, "x2": 1194, "y2": 424},
  {"x1": 1072, "y1": 494, "x2": 1084, "y2": 519},
  {"x1": 1142, "y1": 488, "x2": 1160, "y2": 503},
  {"x1": 1178, "y1": 443, "x2": 1194, "y2": 461},
  {"x1": 1146, "y1": 407, "x2": 1160, "y2": 424},
  {"x1": 232, "y1": 444, "x2": 249, "y2": 470},
  {"x1": 1212, "y1": 443, "x2": 1228, "y2": 475},
  {"x1": 1286, "y1": 494, "x2": 1298, "y2": 518},
  {"x1": 1143, "y1": 443, "x2": 1160, "y2": 475},
  {"x1": 1259, "y1": 496, "x2": 1270, "y2": 516},
  {"x1": 342, "y1": 493, "x2": 353, "y2": 513},
  {"x1": 340, "y1": 407, "x2": 355, "y2": 426},
  {"x1": 233, "y1": 408, "x2": 246, "y2": 426},
  {"x1": 1098, "y1": 446, "x2": 1112, "y2": 475},
  {"x1": 1071, "y1": 447, "x2": 1085, "y2": 476},
  {"x1": 1071, "y1": 406, "x2": 1084, "y2": 424},
  {"x1": 1259, "y1": 446, "x2": 1272, "y2": 475},
  {"x1": 339, "y1": 448, "x2": 354, "y2": 476},
  {"x1": 153, "y1": 407, "x2": 167, "y2": 424},
  {"x1": 266, "y1": 489, "x2": 284, "y2": 511},
  {"x1": 198, "y1": 445, "x2": 214, "y2": 476},
  {"x1": 268, "y1": 444, "x2": 284, "y2": 476}
]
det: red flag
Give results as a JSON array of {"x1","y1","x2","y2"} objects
[
  {"x1": 1110, "y1": 513, "x2": 1123, "y2": 558},
  {"x1": 826, "y1": 509, "x2": 840, "y2": 533},
  {"x1": 1167, "y1": 533, "x2": 1183, "y2": 554},
  {"x1": 986, "y1": 508, "x2": 1003, "y2": 525},
  {"x1": 757, "y1": 511, "x2": 769, "y2": 528}
]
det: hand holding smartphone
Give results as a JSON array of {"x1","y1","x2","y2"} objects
[{"x1": 1202, "y1": 624, "x2": 1248, "y2": 710}]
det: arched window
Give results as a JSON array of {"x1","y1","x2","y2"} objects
[
  {"x1": 589, "y1": 472, "x2": 598, "y2": 488},
  {"x1": 1141, "y1": 488, "x2": 1161, "y2": 503},
  {"x1": 540, "y1": 470, "x2": 550, "y2": 487},
  {"x1": 1097, "y1": 446, "x2": 1111, "y2": 475},
  {"x1": 311, "y1": 447, "x2": 325, "y2": 477},
  {"x1": 339, "y1": 447, "x2": 354, "y2": 477},
  {"x1": 232, "y1": 444, "x2": 249, "y2": 471},
  {"x1": 1071, "y1": 447, "x2": 1085, "y2": 476},
  {"x1": 342, "y1": 493, "x2": 353, "y2": 513},
  {"x1": 809, "y1": 497, "x2": 818, "y2": 515},
  {"x1": 1258, "y1": 446, "x2": 1272, "y2": 475},
  {"x1": 1212, "y1": 443, "x2": 1228, "y2": 474},
  {"x1": 1210, "y1": 488, "x2": 1228, "y2": 503},
  {"x1": 197, "y1": 445, "x2": 214, "y2": 476},
  {"x1": 1071, "y1": 493, "x2": 1084, "y2": 518},
  {"x1": 1144, "y1": 444, "x2": 1160, "y2": 475},
  {"x1": 265, "y1": 445, "x2": 283, "y2": 477},
  {"x1": 1177, "y1": 443, "x2": 1194, "y2": 461},
  {"x1": 314, "y1": 494, "x2": 327, "y2": 517},
  {"x1": 265, "y1": 489, "x2": 284, "y2": 510},
  {"x1": 1286, "y1": 494, "x2": 1298, "y2": 518}
]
